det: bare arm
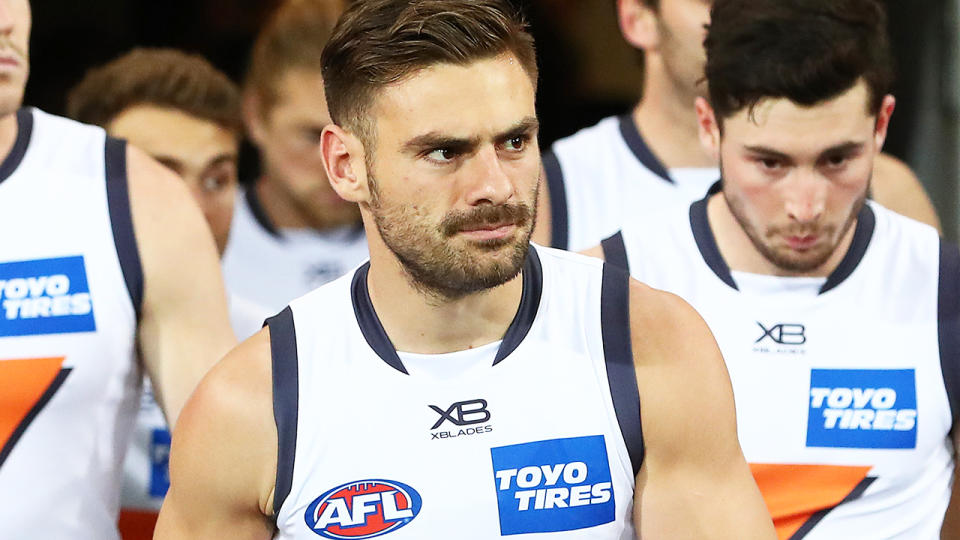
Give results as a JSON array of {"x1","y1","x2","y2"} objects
[
  {"x1": 531, "y1": 160, "x2": 553, "y2": 246},
  {"x1": 154, "y1": 330, "x2": 277, "y2": 540},
  {"x1": 629, "y1": 281, "x2": 775, "y2": 539},
  {"x1": 871, "y1": 153, "x2": 942, "y2": 233},
  {"x1": 127, "y1": 144, "x2": 237, "y2": 426}
]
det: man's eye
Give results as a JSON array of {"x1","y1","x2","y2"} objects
[
  {"x1": 759, "y1": 158, "x2": 781, "y2": 170},
  {"x1": 426, "y1": 148, "x2": 455, "y2": 163},
  {"x1": 201, "y1": 176, "x2": 228, "y2": 192},
  {"x1": 504, "y1": 136, "x2": 526, "y2": 151}
]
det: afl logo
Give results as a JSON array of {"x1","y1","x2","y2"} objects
[{"x1": 304, "y1": 479, "x2": 422, "y2": 538}]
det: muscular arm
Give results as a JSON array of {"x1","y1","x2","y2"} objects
[
  {"x1": 154, "y1": 330, "x2": 277, "y2": 540},
  {"x1": 871, "y1": 153, "x2": 942, "y2": 233},
  {"x1": 629, "y1": 281, "x2": 775, "y2": 539},
  {"x1": 127, "y1": 144, "x2": 237, "y2": 426}
]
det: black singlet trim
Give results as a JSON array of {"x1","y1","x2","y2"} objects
[
  {"x1": 542, "y1": 151, "x2": 569, "y2": 250},
  {"x1": 938, "y1": 240, "x2": 960, "y2": 431},
  {"x1": 689, "y1": 182, "x2": 876, "y2": 294},
  {"x1": 0, "y1": 367, "x2": 72, "y2": 469},
  {"x1": 789, "y1": 477, "x2": 875, "y2": 540},
  {"x1": 0, "y1": 108, "x2": 32, "y2": 185},
  {"x1": 617, "y1": 113, "x2": 672, "y2": 184},
  {"x1": 267, "y1": 307, "x2": 299, "y2": 519},
  {"x1": 601, "y1": 231, "x2": 630, "y2": 274},
  {"x1": 246, "y1": 185, "x2": 281, "y2": 238},
  {"x1": 818, "y1": 205, "x2": 876, "y2": 294},
  {"x1": 105, "y1": 138, "x2": 144, "y2": 319},
  {"x1": 350, "y1": 246, "x2": 544, "y2": 373},
  {"x1": 689, "y1": 190, "x2": 738, "y2": 291},
  {"x1": 600, "y1": 262, "x2": 644, "y2": 475}
]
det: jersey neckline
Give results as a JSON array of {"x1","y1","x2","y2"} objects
[
  {"x1": 0, "y1": 108, "x2": 33, "y2": 186},
  {"x1": 617, "y1": 113, "x2": 672, "y2": 184},
  {"x1": 689, "y1": 181, "x2": 877, "y2": 295},
  {"x1": 350, "y1": 245, "x2": 544, "y2": 374}
]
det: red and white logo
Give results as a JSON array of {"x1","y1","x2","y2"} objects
[{"x1": 304, "y1": 479, "x2": 422, "y2": 539}]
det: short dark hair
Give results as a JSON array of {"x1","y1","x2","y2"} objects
[
  {"x1": 245, "y1": 0, "x2": 346, "y2": 115},
  {"x1": 321, "y1": 0, "x2": 537, "y2": 144},
  {"x1": 704, "y1": 0, "x2": 894, "y2": 122},
  {"x1": 67, "y1": 48, "x2": 241, "y2": 134}
]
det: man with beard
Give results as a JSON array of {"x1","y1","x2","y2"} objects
[
  {"x1": 588, "y1": 0, "x2": 960, "y2": 537},
  {"x1": 531, "y1": 0, "x2": 941, "y2": 252},
  {"x1": 0, "y1": 2, "x2": 236, "y2": 539},
  {"x1": 154, "y1": 1, "x2": 775, "y2": 539}
]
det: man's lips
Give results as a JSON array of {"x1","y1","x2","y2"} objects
[
  {"x1": 457, "y1": 222, "x2": 517, "y2": 240},
  {"x1": 785, "y1": 234, "x2": 819, "y2": 250}
]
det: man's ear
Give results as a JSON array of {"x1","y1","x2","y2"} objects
[
  {"x1": 618, "y1": 0, "x2": 660, "y2": 51},
  {"x1": 695, "y1": 97, "x2": 721, "y2": 161},
  {"x1": 321, "y1": 124, "x2": 370, "y2": 204},
  {"x1": 242, "y1": 91, "x2": 267, "y2": 146},
  {"x1": 873, "y1": 94, "x2": 897, "y2": 151}
]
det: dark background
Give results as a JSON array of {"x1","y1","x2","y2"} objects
[{"x1": 25, "y1": 0, "x2": 958, "y2": 237}]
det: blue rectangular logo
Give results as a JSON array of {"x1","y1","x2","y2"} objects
[
  {"x1": 490, "y1": 435, "x2": 615, "y2": 535},
  {"x1": 0, "y1": 256, "x2": 96, "y2": 337},
  {"x1": 149, "y1": 428, "x2": 171, "y2": 498},
  {"x1": 806, "y1": 369, "x2": 917, "y2": 449}
]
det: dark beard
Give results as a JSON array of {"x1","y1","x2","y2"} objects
[{"x1": 369, "y1": 178, "x2": 537, "y2": 301}]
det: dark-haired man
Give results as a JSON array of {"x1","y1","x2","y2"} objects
[
  {"x1": 0, "y1": 3, "x2": 236, "y2": 539},
  {"x1": 588, "y1": 0, "x2": 960, "y2": 537},
  {"x1": 532, "y1": 0, "x2": 941, "y2": 251},
  {"x1": 155, "y1": 0, "x2": 775, "y2": 538},
  {"x1": 67, "y1": 47, "x2": 268, "y2": 539}
]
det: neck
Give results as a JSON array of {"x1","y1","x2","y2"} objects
[
  {"x1": 364, "y1": 235, "x2": 525, "y2": 355},
  {"x1": 632, "y1": 60, "x2": 715, "y2": 169},
  {"x1": 706, "y1": 193, "x2": 858, "y2": 278},
  {"x1": 255, "y1": 176, "x2": 312, "y2": 230}
]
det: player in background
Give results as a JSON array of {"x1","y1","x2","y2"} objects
[
  {"x1": 532, "y1": 0, "x2": 942, "y2": 251},
  {"x1": 222, "y1": 0, "x2": 368, "y2": 314},
  {"x1": 0, "y1": 2, "x2": 236, "y2": 539},
  {"x1": 67, "y1": 47, "x2": 269, "y2": 539},
  {"x1": 587, "y1": 0, "x2": 960, "y2": 537}
]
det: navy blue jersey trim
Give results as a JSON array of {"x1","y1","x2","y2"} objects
[
  {"x1": 0, "y1": 368, "x2": 72, "y2": 469},
  {"x1": 819, "y1": 205, "x2": 876, "y2": 293},
  {"x1": 600, "y1": 262, "x2": 644, "y2": 475},
  {"x1": 267, "y1": 307, "x2": 299, "y2": 519},
  {"x1": 601, "y1": 231, "x2": 630, "y2": 274},
  {"x1": 245, "y1": 185, "x2": 281, "y2": 238},
  {"x1": 352, "y1": 247, "x2": 545, "y2": 372},
  {"x1": 617, "y1": 114, "x2": 671, "y2": 183},
  {"x1": 689, "y1": 193, "x2": 738, "y2": 290},
  {"x1": 0, "y1": 108, "x2": 32, "y2": 185},
  {"x1": 542, "y1": 151, "x2": 569, "y2": 250},
  {"x1": 939, "y1": 240, "x2": 960, "y2": 431},
  {"x1": 493, "y1": 246, "x2": 542, "y2": 365},
  {"x1": 105, "y1": 138, "x2": 144, "y2": 319},
  {"x1": 789, "y1": 477, "x2": 875, "y2": 539}
]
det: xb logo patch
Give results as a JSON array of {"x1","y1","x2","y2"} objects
[
  {"x1": 756, "y1": 322, "x2": 806, "y2": 345},
  {"x1": 430, "y1": 399, "x2": 490, "y2": 429}
]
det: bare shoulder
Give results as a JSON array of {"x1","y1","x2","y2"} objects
[
  {"x1": 158, "y1": 328, "x2": 277, "y2": 535},
  {"x1": 871, "y1": 153, "x2": 942, "y2": 232}
]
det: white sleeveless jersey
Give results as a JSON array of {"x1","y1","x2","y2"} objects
[
  {"x1": 544, "y1": 114, "x2": 718, "y2": 251},
  {"x1": 221, "y1": 187, "x2": 369, "y2": 314},
  {"x1": 0, "y1": 108, "x2": 142, "y2": 539},
  {"x1": 268, "y1": 246, "x2": 644, "y2": 539},
  {"x1": 609, "y1": 192, "x2": 960, "y2": 540}
]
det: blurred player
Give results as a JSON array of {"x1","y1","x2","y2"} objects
[
  {"x1": 67, "y1": 47, "x2": 268, "y2": 539},
  {"x1": 154, "y1": 0, "x2": 776, "y2": 538},
  {"x1": 222, "y1": 0, "x2": 368, "y2": 313},
  {"x1": 532, "y1": 0, "x2": 941, "y2": 250},
  {"x1": 589, "y1": 0, "x2": 960, "y2": 537},
  {"x1": 0, "y1": 3, "x2": 236, "y2": 539}
]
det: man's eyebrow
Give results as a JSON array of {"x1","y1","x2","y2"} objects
[
  {"x1": 819, "y1": 141, "x2": 866, "y2": 156},
  {"x1": 402, "y1": 133, "x2": 479, "y2": 154},
  {"x1": 742, "y1": 145, "x2": 792, "y2": 161},
  {"x1": 494, "y1": 117, "x2": 539, "y2": 141},
  {"x1": 204, "y1": 153, "x2": 239, "y2": 168}
]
